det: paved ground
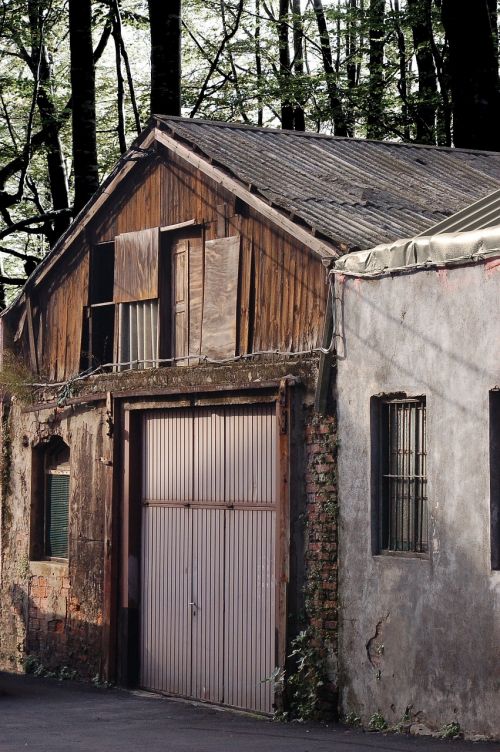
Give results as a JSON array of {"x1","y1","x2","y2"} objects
[{"x1": 0, "y1": 673, "x2": 498, "y2": 752}]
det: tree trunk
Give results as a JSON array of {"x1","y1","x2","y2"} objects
[
  {"x1": 407, "y1": 0, "x2": 438, "y2": 145},
  {"x1": 112, "y1": 11, "x2": 127, "y2": 154},
  {"x1": 345, "y1": 0, "x2": 358, "y2": 135},
  {"x1": 69, "y1": 0, "x2": 99, "y2": 212},
  {"x1": 393, "y1": 0, "x2": 410, "y2": 141},
  {"x1": 313, "y1": 0, "x2": 348, "y2": 136},
  {"x1": 278, "y1": 0, "x2": 294, "y2": 129},
  {"x1": 292, "y1": 0, "x2": 306, "y2": 131},
  {"x1": 366, "y1": 0, "x2": 385, "y2": 140},
  {"x1": 148, "y1": 0, "x2": 181, "y2": 116},
  {"x1": 28, "y1": 0, "x2": 70, "y2": 241},
  {"x1": 488, "y1": 0, "x2": 498, "y2": 56},
  {"x1": 255, "y1": 0, "x2": 263, "y2": 126},
  {"x1": 441, "y1": 0, "x2": 500, "y2": 150}
]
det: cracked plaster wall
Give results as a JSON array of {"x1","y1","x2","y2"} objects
[{"x1": 336, "y1": 262, "x2": 500, "y2": 737}]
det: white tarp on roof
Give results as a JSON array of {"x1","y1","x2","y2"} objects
[{"x1": 333, "y1": 224, "x2": 500, "y2": 277}]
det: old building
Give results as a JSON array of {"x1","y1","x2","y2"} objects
[
  {"x1": 333, "y1": 200, "x2": 500, "y2": 737},
  {"x1": 1, "y1": 117, "x2": 500, "y2": 716}
]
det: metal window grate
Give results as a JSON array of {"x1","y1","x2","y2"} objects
[{"x1": 380, "y1": 398, "x2": 428, "y2": 553}]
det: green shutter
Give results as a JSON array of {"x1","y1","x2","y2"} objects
[{"x1": 46, "y1": 474, "x2": 69, "y2": 558}]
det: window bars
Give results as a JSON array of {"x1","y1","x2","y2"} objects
[{"x1": 379, "y1": 397, "x2": 428, "y2": 554}]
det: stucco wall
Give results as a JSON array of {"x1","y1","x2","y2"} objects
[{"x1": 336, "y1": 260, "x2": 500, "y2": 737}]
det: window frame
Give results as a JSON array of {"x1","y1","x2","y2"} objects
[
  {"x1": 31, "y1": 438, "x2": 70, "y2": 562},
  {"x1": 372, "y1": 395, "x2": 428, "y2": 557}
]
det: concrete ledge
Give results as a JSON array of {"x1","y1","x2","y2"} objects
[{"x1": 29, "y1": 560, "x2": 68, "y2": 577}]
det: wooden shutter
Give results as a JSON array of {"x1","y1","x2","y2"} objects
[
  {"x1": 172, "y1": 238, "x2": 189, "y2": 362},
  {"x1": 46, "y1": 474, "x2": 69, "y2": 558},
  {"x1": 201, "y1": 236, "x2": 240, "y2": 359},
  {"x1": 114, "y1": 228, "x2": 159, "y2": 303}
]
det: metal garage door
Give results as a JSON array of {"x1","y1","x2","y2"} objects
[{"x1": 139, "y1": 405, "x2": 276, "y2": 713}]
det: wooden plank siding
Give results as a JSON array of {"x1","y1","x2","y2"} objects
[{"x1": 14, "y1": 149, "x2": 327, "y2": 383}]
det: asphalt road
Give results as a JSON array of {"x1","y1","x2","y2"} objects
[{"x1": 0, "y1": 673, "x2": 498, "y2": 752}]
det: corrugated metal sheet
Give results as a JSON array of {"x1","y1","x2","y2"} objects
[
  {"x1": 156, "y1": 116, "x2": 500, "y2": 250},
  {"x1": 143, "y1": 405, "x2": 276, "y2": 504},
  {"x1": 224, "y1": 509, "x2": 275, "y2": 713},
  {"x1": 140, "y1": 506, "x2": 192, "y2": 695},
  {"x1": 420, "y1": 188, "x2": 500, "y2": 235},
  {"x1": 140, "y1": 405, "x2": 276, "y2": 714},
  {"x1": 191, "y1": 508, "x2": 225, "y2": 703}
]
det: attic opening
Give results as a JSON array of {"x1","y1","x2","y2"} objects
[{"x1": 80, "y1": 225, "x2": 241, "y2": 372}]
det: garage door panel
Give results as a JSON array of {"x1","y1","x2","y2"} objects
[
  {"x1": 224, "y1": 509, "x2": 276, "y2": 713},
  {"x1": 143, "y1": 410, "x2": 193, "y2": 501},
  {"x1": 193, "y1": 409, "x2": 225, "y2": 502},
  {"x1": 225, "y1": 405, "x2": 276, "y2": 504},
  {"x1": 140, "y1": 405, "x2": 277, "y2": 714},
  {"x1": 191, "y1": 508, "x2": 224, "y2": 703},
  {"x1": 140, "y1": 506, "x2": 192, "y2": 696}
]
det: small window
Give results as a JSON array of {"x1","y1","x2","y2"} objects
[
  {"x1": 375, "y1": 397, "x2": 428, "y2": 554},
  {"x1": 31, "y1": 437, "x2": 70, "y2": 560},
  {"x1": 81, "y1": 242, "x2": 115, "y2": 370}
]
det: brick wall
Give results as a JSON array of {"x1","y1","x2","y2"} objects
[{"x1": 302, "y1": 409, "x2": 338, "y2": 714}]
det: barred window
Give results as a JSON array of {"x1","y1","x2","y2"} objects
[{"x1": 377, "y1": 397, "x2": 428, "y2": 554}]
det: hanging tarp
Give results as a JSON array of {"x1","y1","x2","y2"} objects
[{"x1": 334, "y1": 224, "x2": 500, "y2": 277}]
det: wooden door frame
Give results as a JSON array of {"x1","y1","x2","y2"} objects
[{"x1": 115, "y1": 383, "x2": 296, "y2": 703}]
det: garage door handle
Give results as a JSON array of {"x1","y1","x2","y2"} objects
[{"x1": 188, "y1": 602, "x2": 197, "y2": 607}]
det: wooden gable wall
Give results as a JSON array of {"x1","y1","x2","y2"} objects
[{"x1": 12, "y1": 149, "x2": 328, "y2": 383}]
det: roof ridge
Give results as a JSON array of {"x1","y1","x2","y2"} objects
[{"x1": 154, "y1": 115, "x2": 500, "y2": 157}]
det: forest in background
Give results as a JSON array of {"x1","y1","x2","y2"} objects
[{"x1": 0, "y1": 0, "x2": 499, "y2": 300}]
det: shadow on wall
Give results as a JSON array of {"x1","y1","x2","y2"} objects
[{"x1": 6, "y1": 574, "x2": 103, "y2": 681}]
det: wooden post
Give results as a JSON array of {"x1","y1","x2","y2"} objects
[{"x1": 275, "y1": 378, "x2": 291, "y2": 709}]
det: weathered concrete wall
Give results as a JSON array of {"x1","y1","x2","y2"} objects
[
  {"x1": 0, "y1": 398, "x2": 109, "y2": 678},
  {"x1": 336, "y1": 261, "x2": 500, "y2": 737}
]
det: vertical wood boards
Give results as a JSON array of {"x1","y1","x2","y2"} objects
[
  {"x1": 188, "y1": 237, "x2": 203, "y2": 360},
  {"x1": 114, "y1": 228, "x2": 159, "y2": 303},
  {"x1": 17, "y1": 148, "x2": 328, "y2": 383},
  {"x1": 37, "y1": 242, "x2": 89, "y2": 381},
  {"x1": 171, "y1": 238, "x2": 189, "y2": 361},
  {"x1": 201, "y1": 236, "x2": 240, "y2": 359}
]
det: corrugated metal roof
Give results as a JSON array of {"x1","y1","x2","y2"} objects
[
  {"x1": 420, "y1": 188, "x2": 500, "y2": 235},
  {"x1": 156, "y1": 116, "x2": 500, "y2": 251}
]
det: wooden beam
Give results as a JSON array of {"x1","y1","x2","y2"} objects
[
  {"x1": 25, "y1": 297, "x2": 39, "y2": 375},
  {"x1": 159, "y1": 219, "x2": 197, "y2": 233},
  {"x1": 101, "y1": 391, "x2": 116, "y2": 681},
  {"x1": 314, "y1": 288, "x2": 334, "y2": 414},
  {"x1": 154, "y1": 128, "x2": 339, "y2": 261}
]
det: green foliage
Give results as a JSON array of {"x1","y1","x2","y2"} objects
[
  {"x1": 439, "y1": 721, "x2": 461, "y2": 739},
  {"x1": 91, "y1": 673, "x2": 113, "y2": 689},
  {"x1": 344, "y1": 711, "x2": 362, "y2": 727},
  {"x1": 23, "y1": 656, "x2": 78, "y2": 681},
  {"x1": 0, "y1": 350, "x2": 36, "y2": 403},
  {"x1": 369, "y1": 712, "x2": 388, "y2": 731},
  {"x1": 280, "y1": 629, "x2": 330, "y2": 721}
]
